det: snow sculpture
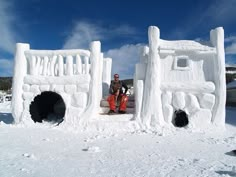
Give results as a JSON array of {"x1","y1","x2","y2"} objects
[
  {"x1": 11, "y1": 41, "x2": 112, "y2": 125},
  {"x1": 134, "y1": 26, "x2": 226, "y2": 129}
]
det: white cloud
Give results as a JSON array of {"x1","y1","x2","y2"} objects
[
  {"x1": 226, "y1": 43, "x2": 236, "y2": 55},
  {"x1": 225, "y1": 35, "x2": 236, "y2": 55},
  {"x1": 169, "y1": 0, "x2": 236, "y2": 39},
  {"x1": 0, "y1": 0, "x2": 16, "y2": 54},
  {"x1": 0, "y1": 59, "x2": 14, "y2": 76},
  {"x1": 63, "y1": 21, "x2": 141, "y2": 79},
  {"x1": 225, "y1": 36, "x2": 236, "y2": 43},
  {"x1": 205, "y1": 0, "x2": 236, "y2": 24},
  {"x1": 63, "y1": 21, "x2": 104, "y2": 49},
  {"x1": 62, "y1": 21, "x2": 138, "y2": 49},
  {"x1": 105, "y1": 44, "x2": 144, "y2": 79}
]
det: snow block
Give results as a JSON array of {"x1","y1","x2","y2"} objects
[
  {"x1": 30, "y1": 85, "x2": 40, "y2": 94},
  {"x1": 199, "y1": 94, "x2": 215, "y2": 110},
  {"x1": 173, "y1": 92, "x2": 185, "y2": 110},
  {"x1": 71, "y1": 92, "x2": 87, "y2": 108},
  {"x1": 23, "y1": 84, "x2": 30, "y2": 92},
  {"x1": 189, "y1": 109, "x2": 212, "y2": 128},
  {"x1": 162, "y1": 91, "x2": 172, "y2": 106},
  {"x1": 39, "y1": 85, "x2": 50, "y2": 92},
  {"x1": 54, "y1": 85, "x2": 64, "y2": 93},
  {"x1": 163, "y1": 104, "x2": 173, "y2": 123},
  {"x1": 65, "y1": 85, "x2": 77, "y2": 94},
  {"x1": 185, "y1": 94, "x2": 200, "y2": 114}
]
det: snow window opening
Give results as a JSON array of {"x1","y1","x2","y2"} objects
[
  {"x1": 174, "y1": 56, "x2": 191, "y2": 70},
  {"x1": 172, "y1": 110, "x2": 189, "y2": 128},
  {"x1": 29, "y1": 91, "x2": 65, "y2": 124}
]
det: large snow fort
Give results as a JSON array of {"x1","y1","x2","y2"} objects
[
  {"x1": 11, "y1": 26, "x2": 226, "y2": 130},
  {"x1": 134, "y1": 26, "x2": 226, "y2": 129}
]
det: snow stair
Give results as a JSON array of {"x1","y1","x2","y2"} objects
[
  {"x1": 99, "y1": 95, "x2": 135, "y2": 114},
  {"x1": 88, "y1": 96, "x2": 137, "y2": 132}
]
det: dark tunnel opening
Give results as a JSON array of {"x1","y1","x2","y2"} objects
[
  {"x1": 172, "y1": 110, "x2": 189, "y2": 128},
  {"x1": 29, "y1": 91, "x2": 65, "y2": 125}
]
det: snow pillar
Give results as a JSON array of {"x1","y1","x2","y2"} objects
[
  {"x1": 141, "y1": 26, "x2": 164, "y2": 127},
  {"x1": 210, "y1": 27, "x2": 226, "y2": 126},
  {"x1": 66, "y1": 55, "x2": 73, "y2": 76},
  {"x1": 12, "y1": 43, "x2": 30, "y2": 123},
  {"x1": 102, "y1": 57, "x2": 112, "y2": 97},
  {"x1": 135, "y1": 80, "x2": 144, "y2": 122},
  {"x1": 140, "y1": 46, "x2": 149, "y2": 63},
  {"x1": 76, "y1": 55, "x2": 82, "y2": 74},
  {"x1": 98, "y1": 53, "x2": 104, "y2": 101},
  {"x1": 58, "y1": 55, "x2": 64, "y2": 76},
  {"x1": 79, "y1": 41, "x2": 101, "y2": 124}
]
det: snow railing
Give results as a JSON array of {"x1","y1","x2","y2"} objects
[{"x1": 24, "y1": 49, "x2": 91, "y2": 77}]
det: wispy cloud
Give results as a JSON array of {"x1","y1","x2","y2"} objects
[
  {"x1": 0, "y1": 0, "x2": 17, "y2": 54},
  {"x1": 63, "y1": 21, "x2": 142, "y2": 79},
  {"x1": 62, "y1": 21, "x2": 138, "y2": 49},
  {"x1": 169, "y1": 0, "x2": 236, "y2": 39},
  {"x1": 105, "y1": 44, "x2": 144, "y2": 79},
  {"x1": 225, "y1": 36, "x2": 236, "y2": 43},
  {"x1": 0, "y1": 59, "x2": 14, "y2": 76},
  {"x1": 226, "y1": 44, "x2": 236, "y2": 55},
  {"x1": 63, "y1": 21, "x2": 104, "y2": 49},
  {"x1": 225, "y1": 36, "x2": 236, "y2": 55}
]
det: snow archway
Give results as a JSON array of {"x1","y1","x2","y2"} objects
[{"x1": 30, "y1": 91, "x2": 65, "y2": 124}]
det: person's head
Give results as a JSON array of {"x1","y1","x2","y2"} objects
[{"x1": 114, "y1": 74, "x2": 119, "y2": 81}]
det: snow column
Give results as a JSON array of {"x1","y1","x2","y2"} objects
[
  {"x1": 98, "y1": 53, "x2": 104, "y2": 101},
  {"x1": 102, "y1": 58, "x2": 112, "y2": 97},
  {"x1": 141, "y1": 26, "x2": 164, "y2": 127},
  {"x1": 12, "y1": 43, "x2": 30, "y2": 123},
  {"x1": 134, "y1": 46, "x2": 148, "y2": 122},
  {"x1": 79, "y1": 41, "x2": 101, "y2": 124},
  {"x1": 210, "y1": 27, "x2": 226, "y2": 126}
]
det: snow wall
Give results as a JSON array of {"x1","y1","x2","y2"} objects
[
  {"x1": 134, "y1": 26, "x2": 226, "y2": 129},
  {"x1": 11, "y1": 41, "x2": 112, "y2": 126}
]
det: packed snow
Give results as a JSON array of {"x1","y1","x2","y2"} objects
[{"x1": 0, "y1": 102, "x2": 236, "y2": 177}]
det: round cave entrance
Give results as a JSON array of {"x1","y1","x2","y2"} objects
[
  {"x1": 172, "y1": 110, "x2": 189, "y2": 128},
  {"x1": 29, "y1": 91, "x2": 66, "y2": 124}
]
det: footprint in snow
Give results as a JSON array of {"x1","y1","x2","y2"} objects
[
  {"x1": 22, "y1": 153, "x2": 36, "y2": 159},
  {"x1": 82, "y1": 146, "x2": 101, "y2": 153}
]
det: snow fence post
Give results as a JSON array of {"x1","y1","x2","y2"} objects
[
  {"x1": 135, "y1": 80, "x2": 144, "y2": 122},
  {"x1": 141, "y1": 26, "x2": 164, "y2": 128},
  {"x1": 210, "y1": 27, "x2": 226, "y2": 127},
  {"x1": 102, "y1": 58, "x2": 112, "y2": 97},
  {"x1": 12, "y1": 43, "x2": 30, "y2": 123},
  {"x1": 79, "y1": 41, "x2": 101, "y2": 125},
  {"x1": 99, "y1": 53, "x2": 104, "y2": 101}
]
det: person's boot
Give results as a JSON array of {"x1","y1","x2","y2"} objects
[
  {"x1": 108, "y1": 110, "x2": 116, "y2": 115},
  {"x1": 118, "y1": 110, "x2": 126, "y2": 114}
]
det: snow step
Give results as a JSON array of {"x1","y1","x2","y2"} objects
[{"x1": 99, "y1": 107, "x2": 135, "y2": 114}]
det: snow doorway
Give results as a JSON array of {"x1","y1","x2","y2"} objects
[
  {"x1": 29, "y1": 91, "x2": 66, "y2": 124},
  {"x1": 172, "y1": 110, "x2": 189, "y2": 127}
]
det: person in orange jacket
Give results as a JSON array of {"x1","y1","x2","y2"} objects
[{"x1": 107, "y1": 74, "x2": 128, "y2": 114}]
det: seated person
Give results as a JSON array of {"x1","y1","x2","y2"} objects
[{"x1": 107, "y1": 74, "x2": 128, "y2": 114}]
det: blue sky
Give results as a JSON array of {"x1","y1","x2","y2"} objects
[{"x1": 0, "y1": 0, "x2": 236, "y2": 78}]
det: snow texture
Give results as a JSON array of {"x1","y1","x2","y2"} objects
[{"x1": 0, "y1": 103, "x2": 236, "y2": 177}]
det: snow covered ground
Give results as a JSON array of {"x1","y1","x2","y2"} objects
[{"x1": 0, "y1": 102, "x2": 236, "y2": 177}]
